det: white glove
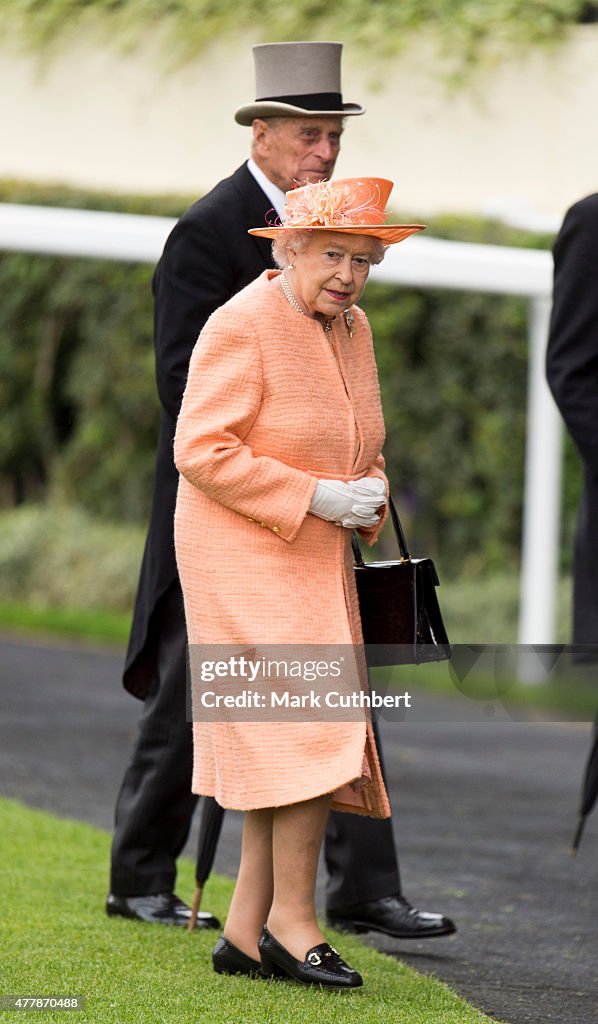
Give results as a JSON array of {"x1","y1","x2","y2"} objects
[
  {"x1": 347, "y1": 477, "x2": 386, "y2": 501},
  {"x1": 345, "y1": 477, "x2": 387, "y2": 528},
  {"x1": 309, "y1": 478, "x2": 385, "y2": 528}
]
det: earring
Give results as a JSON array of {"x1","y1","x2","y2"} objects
[{"x1": 287, "y1": 263, "x2": 294, "y2": 270}]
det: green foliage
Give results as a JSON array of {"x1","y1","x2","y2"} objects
[
  {"x1": 0, "y1": 503, "x2": 144, "y2": 612},
  {"x1": 0, "y1": 182, "x2": 184, "y2": 521},
  {"x1": 3, "y1": 0, "x2": 595, "y2": 75},
  {"x1": 0, "y1": 250, "x2": 159, "y2": 520},
  {"x1": 364, "y1": 284, "x2": 529, "y2": 574},
  {"x1": 439, "y1": 570, "x2": 573, "y2": 645},
  {"x1": 0, "y1": 179, "x2": 577, "y2": 581}
]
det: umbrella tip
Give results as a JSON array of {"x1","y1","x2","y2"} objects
[
  {"x1": 569, "y1": 815, "x2": 586, "y2": 856},
  {"x1": 188, "y1": 885, "x2": 203, "y2": 932}
]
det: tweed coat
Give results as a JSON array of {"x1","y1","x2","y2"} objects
[
  {"x1": 546, "y1": 194, "x2": 598, "y2": 651},
  {"x1": 174, "y1": 270, "x2": 391, "y2": 818}
]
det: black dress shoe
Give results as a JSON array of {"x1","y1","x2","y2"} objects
[
  {"x1": 327, "y1": 894, "x2": 456, "y2": 940},
  {"x1": 106, "y1": 892, "x2": 220, "y2": 929},
  {"x1": 258, "y1": 927, "x2": 363, "y2": 989},
  {"x1": 212, "y1": 935, "x2": 263, "y2": 977}
]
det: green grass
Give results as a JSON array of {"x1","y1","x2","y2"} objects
[
  {"x1": 0, "y1": 603, "x2": 130, "y2": 645},
  {"x1": 0, "y1": 798, "x2": 498, "y2": 1024},
  {"x1": 374, "y1": 657, "x2": 598, "y2": 720}
]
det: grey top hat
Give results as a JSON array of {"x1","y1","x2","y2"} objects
[{"x1": 235, "y1": 41, "x2": 365, "y2": 125}]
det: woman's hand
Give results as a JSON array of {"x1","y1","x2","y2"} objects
[
  {"x1": 309, "y1": 477, "x2": 385, "y2": 528},
  {"x1": 346, "y1": 477, "x2": 387, "y2": 527}
]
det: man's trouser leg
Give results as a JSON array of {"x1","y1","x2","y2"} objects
[
  {"x1": 324, "y1": 718, "x2": 401, "y2": 909},
  {"x1": 110, "y1": 583, "x2": 197, "y2": 896}
]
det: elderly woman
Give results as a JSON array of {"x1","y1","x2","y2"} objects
[{"x1": 174, "y1": 177, "x2": 423, "y2": 989}]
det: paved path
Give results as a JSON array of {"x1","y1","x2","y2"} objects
[{"x1": 1, "y1": 636, "x2": 597, "y2": 1024}]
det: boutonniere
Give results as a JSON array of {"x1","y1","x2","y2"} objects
[{"x1": 343, "y1": 309, "x2": 355, "y2": 337}]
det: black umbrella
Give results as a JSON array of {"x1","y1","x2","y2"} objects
[
  {"x1": 570, "y1": 712, "x2": 598, "y2": 855},
  {"x1": 188, "y1": 796, "x2": 226, "y2": 930}
]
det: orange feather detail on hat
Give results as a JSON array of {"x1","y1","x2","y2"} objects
[{"x1": 284, "y1": 180, "x2": 387, "y2": 229}]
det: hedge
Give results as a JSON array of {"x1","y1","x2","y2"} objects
[
  {"x1": 0, "y1": 180, "x2": 581, "y2": 576},
  {"x1": 4, "y1": 0, "x2": 597, "y2": 77}
]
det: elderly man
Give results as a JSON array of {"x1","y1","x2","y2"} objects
[{"x1": 107, "y1": 41, "x2": 456, "y2": 942}]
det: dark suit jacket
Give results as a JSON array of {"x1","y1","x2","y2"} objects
[
  {"x1": 124, "y1": 163, "x2": 274, "y2": 697},
  {"x1": 546, "y1": 193, "x2": 598, "y2": 647}
]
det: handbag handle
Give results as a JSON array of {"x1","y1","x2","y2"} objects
[{"x1": 351, "y1": 491, "x2": 411, "y2": 566}]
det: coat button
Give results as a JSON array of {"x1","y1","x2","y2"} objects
[
  {"x1": 259, "y1": 521, "x2": 267, "y2": 528},
  {"x1": 272, "y1": 526, "x2": 280, "y2": 533}
]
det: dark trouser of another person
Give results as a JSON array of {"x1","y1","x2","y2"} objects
[
  {"x1": 110, "y1": 583, "x2": 197, "y2": 898},
  {"x1": 108, "y1": 581, "x2": 456, "y2": 939}
]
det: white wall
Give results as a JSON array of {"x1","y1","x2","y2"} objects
[{"x1": 2, "y1": 26, "x2": 597, "y2": 218}]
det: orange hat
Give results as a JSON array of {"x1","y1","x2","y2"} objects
[{"x1": 249, "y1": 178, "x2": 425, "y2": 244}]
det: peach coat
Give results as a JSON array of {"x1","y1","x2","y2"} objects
[{"x1": 174, "y1": 270, "x2": 391, "y2": 818}]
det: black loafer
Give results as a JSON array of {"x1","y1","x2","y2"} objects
[
  {"x1": 106, "y1": 892, "x2": 220, "y2": 929},
  {"x1": 212, "y1": 935, "x2": 264, "y2": 977},
  {"x1": 258, "y1": 927, "x2": 363, "y2": 989},
  {"x1": 327, "y1": 894, "x2": 456, "y2": 940}
]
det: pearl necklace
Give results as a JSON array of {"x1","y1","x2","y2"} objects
[{"x1": 280, "y1": 273, "x2": 333, "y2": 333}]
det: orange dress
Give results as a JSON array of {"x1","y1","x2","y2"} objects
[{"x1": 174, "y1": 270, "x2": 391, "y2": 818}]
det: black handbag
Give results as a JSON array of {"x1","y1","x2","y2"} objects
[{"x1": 352, "y1": 494, "x2": 451, "y2": 667}]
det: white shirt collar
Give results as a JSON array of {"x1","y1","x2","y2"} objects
[{"x1": 247, "y1": 159, "x2": 287, "y2": 220}]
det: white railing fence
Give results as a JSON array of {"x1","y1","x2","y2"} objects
[{"x1": 0, "y1": 203, "x2": 559, "y2": 648}]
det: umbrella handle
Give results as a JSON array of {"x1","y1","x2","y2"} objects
[{"x1": 188, "y1": 884, "x2": 203, "y2": 931}]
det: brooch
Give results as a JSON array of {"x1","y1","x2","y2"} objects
[{"x1": 343, "y1": 309, "x2": 355, "y2": 337}]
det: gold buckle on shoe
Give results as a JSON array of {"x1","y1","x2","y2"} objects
[{"x1": 307, "y1": 951, "x2": 322, "y2": 966}]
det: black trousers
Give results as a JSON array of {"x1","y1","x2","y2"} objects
[{"x1": 110, "y1": 583, "x2": 401, "y2": 908}]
